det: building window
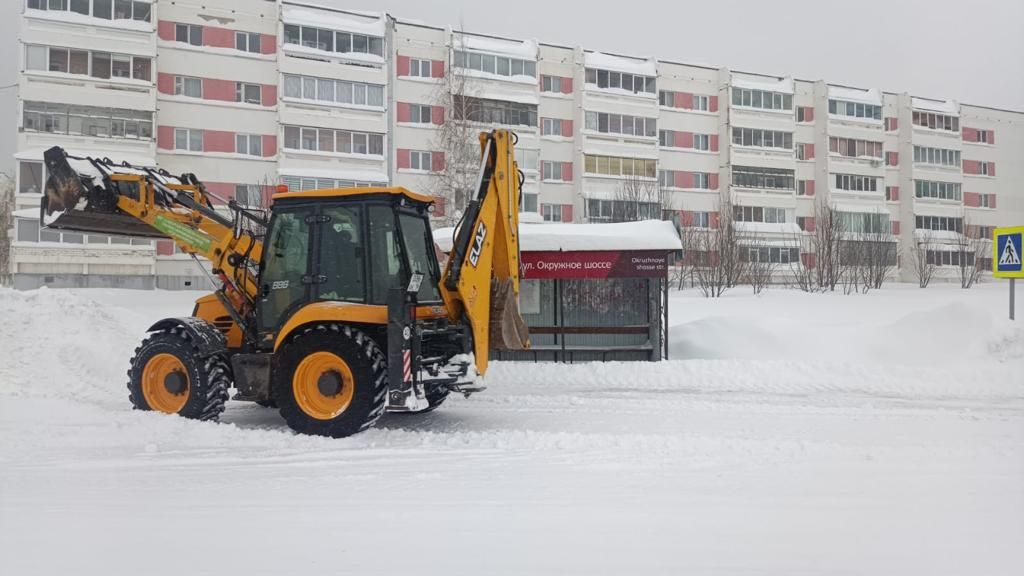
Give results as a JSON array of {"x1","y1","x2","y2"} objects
[
  {"x1": 16, "y1": 218, "x2": 41, "y2": 242},
  {"x1": 731, "y1": 127, "x2": 792, "y2": 150},
  {"x1": 235, "y1": 133, "x2": 262, "y2": 156},
  {"x1": 234, "y1": 184, "x2": 262, "y2": 207},
  {"x1": 885, "y1": 186, "x2": 898, "y2": 201},
  {"x1": 175, "y1": 23, "x2": 203, "y2": 46},
  {"x1": 174, "y1": 75, "x2": 202, "y2": 98},
  {"x1": 690, "y1": 212, "x2": 711, "y2": 228},
  {"x1": 23, "y1": 101, "x2": 153, "y2": 140},
  {"x1": 827, "y1": 99, "x2": 882, "y2": 120},
  {"x1": 693, "y1": 95, "x2": 709, "y2": 111},
  {"x1": 979, "y1": 193, "x2": 994, "y2": 208},
  {"x1": 741, "y1": 247, "x2": 800, "y2": 264},
  {"x1": 585, "y1": 111, "x2": 656, "y2": 137},
  {"x1": 522, "y1": 193, "x2": 538, "y2": 213},
  {"x1": 235, "y1": 32, "x2": 261, "y2": 53},
  {"x1": 453, "y1": 95, "x2": 537, "y2": 127},
  {"x1": 734, "y1": 205, "x2": 787, "y2": 224},
  {"x1": 584, "y1": 68, "x2": 656, "y2": 95},
  {"x1": 837, "y1": 212, "x2": 889, "y2": 234},
  {"x1": 833, "y1": 174, "x2": 879, "y2": 192},
  {"x1": 732, "y1": 166, "x2": 795, "y2": 190},
  {"x1": 174, "y1": 128, "x2": 203, "y2": 151},
  {"x1": 915, "y1": 215, "x2": 963, "y2": 233},
  {"x1": 913, "y1": 146, "x2": 961, "y2": 168},
  {"x1": 912, "y1": 111, "x2": 959, "y2": 132},
  {"x1": 18, "y1": 161, "x2": 43, "y2": 194},
  {"x1": 542, "y1": 204, "x2": 566, "y2": 222},
  {"x1": 541, "y1": 161, "x2": 569, "y2": 181},
  {"x1": 283, "y1": 74, "x2": 384, "y2": 107},
  {"x1": 282, "y1": 24, "x2": 385, "y2": 57},
  {"x1": 828, "y1": 137, "x2": 883, "y2": 159},
  {"x1": 25, "y1": 45, "x2": 151, "y2": 81},
  {"x1": 408, "y1": 104, "x2": 432, "y2": 123},
  {"x1": 796, "y1": 106, "x2": 814, "y2": 122},
  {"x1": 283, "y1": 125, "x2": 384, "y2": 156},
  {"x1": 541, "y1": 118, "x2": 564, "y2": 136},
  {"x1": 976, "y1": 161, "x2": 992, "y2": 176},
  {"x1": 583, "y1": 155, "x2": 657, "y2": 178},
  {"x1": 409, "y1": 150, "x2": 433, "y2": 171},
  {"x1": 453, "y1": 50, "x2": 536, "y2": 78},
  {"x1": 914, "y1": 180, "x2": 961, "y2": 201},
  {"x1": 731, "y1": 88, "x2": 792, "y2": 111},
  {"x1": 235, "y1": 82, "x2": 262, "y2": 105},
  {"x1": 587, "y1": 199, "x2": 658, "y2": 222},
  {"x1": 408, "y1": 58, "x2": 433, "y2": 77},
  {"x1": 797, "y1": 180, "x2": 809, "y2": 196},
  {"x1": 281, "y1": 176, "x2": 385, "y2": 191},
  {"x1": 28, "y1": 0, "x2": 150, "y2": 21},
  {"x1": 516, "y1": 148, "x2": 539, "y2": 171},
  {"x1": 541, "y1": 75, "x2": 566, "y2": 93}
]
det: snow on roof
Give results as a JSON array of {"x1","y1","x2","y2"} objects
[
  {"x1": 828, "y1": 85, "x2": 883, "y2": 105},
  {"x1": 453, "y1": 33, "x2": 538, "y2": 60},
  {"x1": 281, "y1": 42, "x2": 385, "y2": 65},
  {"x1": 277, "y1": 166, "x2": 389, "y2": 183},
  {"x1": 25, "y1": 7, "x2": 154, "y2": 34},
  {"x1": 472, "y1": 87, "x2": 540, "y2": 105},
  {"x1": 15, "y1": 149, "x2": 156, "y2": 167},
  {"x1": 584, "y1": 52, "x2": 657, "y2": 77},
  {"x1": 731, "y1": 74, "x2": 794, "y2": 94},
  {"x1": 281, "y1": 4, "x2": 386, "y2": 37},
  {"x1": 912, "y1": 97, "x2": 959, "y2": 115},
  {"x1": 434, "y1": 219, "x2": 681, "y2": 253}
]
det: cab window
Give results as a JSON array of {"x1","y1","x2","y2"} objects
[
  {"x1": 399, "y1": 212, "x2": 442, "y2": 302},
  {"x1": 318, "y1": 205, "x2": 366, "y2": 303},
  {"x1": 259, "y1": 208, "x2": 311, "y2": 329},
  {"x1": 367, "y1": 205, "x2": 403, "y2": 304}
]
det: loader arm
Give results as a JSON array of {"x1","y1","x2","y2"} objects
[
  {"x1": 439, "y1": 129, "x2": 530, "y2": 375},
  {"x1": 41, "y1": 146, "x2": 264, "y2": 330}
]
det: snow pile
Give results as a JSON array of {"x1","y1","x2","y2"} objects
[
  {"x1": 281, "y1": 4, "x2": 386, "y2": 36},
  {"x1": 912, "y1": 96, "x2": 959, "y2": 114},
  {"x1": 584, "y1": 51, "x2": 657, "y2": 76},
  {"x1": 453, "y1": 34, "x2": 538, "y2": 60},
  {"x1": 828, "y1": 85, "x2": 883, "y2": 104},
  {"x1": 433, "y1": 220, "x2": 682, "y2": 253},
  {"x1": 731, "y1": 73, "x2": 794, "y2": 94}
]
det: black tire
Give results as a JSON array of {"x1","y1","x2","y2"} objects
[
  {"x1": 127, "y1": 327, "x2": 231, "y2": 421},
  {"x1": 274, "y1": 324, "x2": 388, "y2": 438}
]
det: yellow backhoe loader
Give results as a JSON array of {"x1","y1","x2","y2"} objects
[{"x1": 40, "y1": 129, "x2": 529, "y2": 437}]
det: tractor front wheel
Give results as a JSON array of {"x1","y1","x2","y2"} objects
[
  {"x1": 127, "y1": 327, "x2": 231, "y2": 421},
  {"x1": 274, "y1": 324, "x2": 387, "y2": 438}
]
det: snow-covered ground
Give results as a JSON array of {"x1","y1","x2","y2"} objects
[{"x1": 1, "y1": 283, "x2": 1022, "y2": 575}]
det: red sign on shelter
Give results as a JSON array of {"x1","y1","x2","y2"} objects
[{"x1": 520, "y1": 250, "x2": 669, "y2": 280}]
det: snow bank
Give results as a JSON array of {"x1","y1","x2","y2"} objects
[
  {"x1": 912, "y1": 97, "x2": 959, "y2": 114},
  {"x1": 828, "y1": 85, "x2": 883, "y2": 105},
  {"x1": 453, "y1": 34, "x2": 538, "y2": 60},
  {"x1": 731, "y1": 74, "x2": 794, "y2": 94},
  {"x1": 281, "y1": 4, "x2": 385, "y2": 36},
  {"x1": 434, "y1": 220, "x2": 682, "y2": 253},
  {"x1": 584, "y1": 51, "x2": 657, "y2": 76}
]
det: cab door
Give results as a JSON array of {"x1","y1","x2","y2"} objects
[{"x1": 258, "y1": 205, "x2": 314, "y2": 332}]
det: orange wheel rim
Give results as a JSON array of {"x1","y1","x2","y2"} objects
[
  {"x1": 141, "y1": 353, "x2": 190, "y2": 413},
  {"x1": 292, "y1": 351, "x2": 355, "y2": 420}
]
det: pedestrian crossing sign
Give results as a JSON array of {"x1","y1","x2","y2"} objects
[{"x1": 993, "y1": 226, "x2": 1024, "y2": 278}]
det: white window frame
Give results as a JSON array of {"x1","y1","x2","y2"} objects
[
  {"x1": 235, "y1": 133, "x2": 262, "y2": 156},
  {"x1": 235, "y1": 82, "x2": 261, "y2": 105},
  {"x1": 542, "y1": 161, "x2": 565, "y2": 181},
  {"x1": 234, "y1": 184, "x2": 262, "y2": 207},
  {"x1": 693, "y1": 133, "x2": 710, "y2": 151},
  {"x1": 541, "y1": 118, "x2": 563, "y2": 136},
  {"x1": 693, "y1": 95, "x2": 709, "y2": 111},
  {"x1": 409, "y1": 104, "x2": 432, "y2": 124},
  {"x1": 175, "y1": 23, "x2": 203, "y2": 46},
  {"x1": 174, "y1": 128, "x2": 203, "y2": 152},
  {"x1": 693, "y1": 173, "x2": 710, "y2": 189},
  {"x1": 542, "y1": 204, "x2": 565, "y2": 222},
  {"x1": 408, "y1": 58, "x2": 432, "y2": 77},
  {"x1": 235, "y1": 31, "x2": 261, "y2": 54},
  {"x1": 409, "y1": 150, "x2": 433, "y2": 171},
  {"x1": 174, "y1": 75, "x2": 202, "y2": 98}
]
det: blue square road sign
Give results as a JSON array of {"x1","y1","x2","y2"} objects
[{"x1": 993, "y1": 227, "x2": 1024, "y2": 278}]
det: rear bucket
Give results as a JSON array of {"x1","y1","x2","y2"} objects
[
  {"x1": 41, "y1": 146, "x2": 165, "y2": 238},
  {"x1": 489, "y1": 278, "x2": 530, "y2": 351}
]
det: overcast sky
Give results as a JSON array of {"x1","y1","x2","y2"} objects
[{"x1": 323, "y1": 0, "x2": 1024, "y2": 110}]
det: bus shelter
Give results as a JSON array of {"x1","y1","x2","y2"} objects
[{"x1": 436, "y1": 219, "x2": 681, "y2": 362}]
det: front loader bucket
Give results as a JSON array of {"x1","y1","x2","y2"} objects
[
  {"x1": 489, "y1": 278, "x2": 530, "y2": 351},
  {"x1": 41, "y1": 146, "x2": 166, "y2": 238}
]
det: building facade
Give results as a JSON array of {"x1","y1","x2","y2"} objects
[{"x1": 6, "y1": 0, "x2": 1023, "y2": 289}]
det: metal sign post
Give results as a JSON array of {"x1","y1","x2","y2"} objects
[{"x1": 992, "y1": 226, "x2": 1024, "y2": 321}]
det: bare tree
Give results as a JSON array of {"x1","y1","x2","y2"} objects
[
  {"x1": 852, "y1": 231, "x2": 898, "y2": 293},
  {"x1": 955, "y1": 211, "x2": 987, "y2": 289},
  {"x1": 426, "y1": 29, "x2": 482, "y2": 226},
  {"x1": 0, "y1": 173, "x2": 13, "y2": 286},
  {"x1": 610, "y1": 171, "x2": 665, "y2": 222},
  {"x1": 691, "y1": 202, "x2": 747, "y2": 298},
  {"x1": 811, "y1": 201, "x2": 847, "y2": 291},
  {"x1": 910, "y1": 229, "x2": 937, "y2": 288},
  {"x1": 744, "y1": 235, "x2": 775, "y2": 295}
]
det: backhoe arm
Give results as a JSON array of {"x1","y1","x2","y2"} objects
[{"x1": 440, "y1": 130, "x2": 530, "y2": 374}]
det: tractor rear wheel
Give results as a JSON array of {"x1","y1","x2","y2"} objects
[
  {"x1": 127, "y1": 327, "x2": 231, "y2": 421},
  {"x1": 274, "y1": 324, "x2": 387, "y2": 438}
]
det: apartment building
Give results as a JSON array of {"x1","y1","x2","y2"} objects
[{"x1": 5, "y1": 0, "x2": 1023, "y2": 288}]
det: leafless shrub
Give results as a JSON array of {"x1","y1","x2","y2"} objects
[
  {"x1": 691, "y1": 202, "x2": 747, "y2": 298},
  {"x1": 0, "y1": 173, "x2": 13, "y2": 286},
  {"x1": 812, "y1": 200, "x2": 847, "y2": 291},
  {"x1": 955, "y1": 210, "x2": 988, "y2": 289},
  {"x1": 911, "y1": 229, "x2": 937, "y2": 288},
  {"x1": 743, "y1": 235, "x2": 775, "y2": 295}
]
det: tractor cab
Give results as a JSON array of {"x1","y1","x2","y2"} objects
[{"x1": 257, "y1": 187, "x2": 446, "y2": 339}]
